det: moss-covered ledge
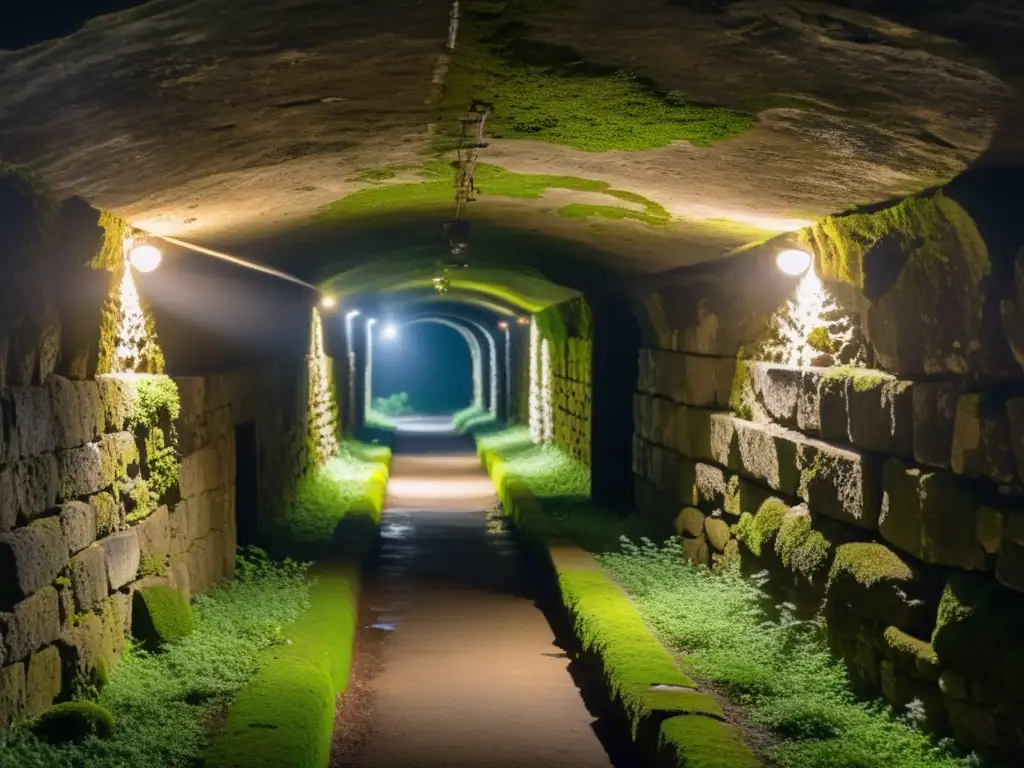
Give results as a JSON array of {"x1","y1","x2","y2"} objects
[{"x1": 477, "y1": 439, "x2": 762, "y2": 767}]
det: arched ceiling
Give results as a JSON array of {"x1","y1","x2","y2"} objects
[{"x1": 1, "y1": 0, "x2": 1021, "y2": 310}]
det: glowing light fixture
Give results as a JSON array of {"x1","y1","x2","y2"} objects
[
  {"x1": 129, "y1": 244, "x2": 162, "y2": 273},
  {"x1": 776, "y1": 249, "x2": 812, "y2": 276},
  {"x1": 381, "y1": 323, "x2": 399, "y2": 340},
  {"x1": 320, "y1": 294, "x2": 337, "y2": 310},
  {"x1": 346, "y1": 309, "x2": 360, "y2": 320},
  {"x1": 497, "y1": 321, "x2": 509, "y2": 330},
  {"x1": 516, "y1": 316, "x2": 529, "y2": 326}
]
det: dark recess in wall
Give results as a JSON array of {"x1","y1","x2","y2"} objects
[{"x1": 590, "y1": 294, "x2": 639, "y2": 513}]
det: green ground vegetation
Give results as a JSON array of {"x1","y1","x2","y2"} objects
[
  {"x1": 205, "y1": 561, "x2": 360, "y2": 768},
  {"x1": 0, "y1": 549, "x2": 312, "y2": 768},
  {"x1": 32, "y1": 702, "x2": 115, "y2": 745},
  {"x1": 267, "y1": 439, "x2": 391, "y2": 557},
  {"x1": 475, "y1": 426, "x2": 979, "y2": 768},
  {"x1": 439, "y1": 1, "x2": 755, "y2": 152},
  {"x1": 373, "y1": 391, "x2": 414, "y2": 417}
]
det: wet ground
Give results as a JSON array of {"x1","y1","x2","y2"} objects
[{"x1": 331, "y1": 416, "x2": 628, "y2": 768}]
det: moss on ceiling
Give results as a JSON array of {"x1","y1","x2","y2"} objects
[
  {"x1": 436, "y1": 0, "x2": 756, "y2": 152},
  {"x1": 315, "y1": 161, "x2": 673, "y2": 226}
]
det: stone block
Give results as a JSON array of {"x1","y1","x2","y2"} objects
[
  {"x1": 59, "y1": 501, "x2": 96, "y2": 555},
  {"x1": 932, "y1": 572, "x2": 1024, "y2": 707},
  {"x1": 179, "y1": 447, "x2": 215, "y2": 498},
  {"x1": 136, "y1": 504, "x2": 170, "y2": 559},
  {"x1": 682, "y1": 535, "x2": 710, "y2": 567},
  {"x1": 168, "y1": 559, "x2": 191, "y2": 601},
  {"x1": 0, "y1": 662, "x2": 26, "y2": 729},
  {"x1": 58, "y1": 613, "x2": 108, "y2": 693},
  {"x1": 651, "y1": 352, "x2": 724, "y2": 409},
  {"x1": 90, "y1": 491, "x2": 121, "y2": 538},
  {"x1": 99, "y1": 432, "x2": 139, "y2": 485},
  {"x1": 704, "y1": 516, "x2": 732, "y2": 553},
  {"x1": 0, "y1": 517, "x2": 68, "y2": 609},
  {"x1": 57, "y1": 443, "x2": 106, "y2": 500},
  {"x1": 8, "y1": 386, "x2": 58, "y2": 459},
  {"x1": 817, "y1": 374, "x2": 849, "y2": 442},
  {"x1": 747, "y1": 362, "x2": 801, "y2": 428},
  {"x1": 796, "y1": 368, "x2": 823, "y2": 434},
  {"x1": 675, "y1": 507, "x2": 706, "y2": 538},
  {"x1": 96, "y1": 374, "x2": 135, "y2": 432},
  {"x1": 70, "y1": 545, "x2": 108, "y2": 612},
  {"x1": 100, "y1": 529, "x2": 140, "y2": 591},
  {"x1": 997, "y1": 512, "x2": 1024, "y2": 592},
  {"x1": 722, "y1": 476, "x2": 773, "y2": 521},
  {"x1": 4, "y1": 587, "x2": 60, "y2": 663},
  {"x1": 733, "y1": 419, "x2": 801, "y2": 496},
  {"x1": 825, "y1": 542, "x2": 932, "y2": 635},
  {"x1": 47, "y1": 376, "x2": 102, "y2": 450},
  {"x1": 846, "y1": 374, "x2": 913, "y2": 457},
  {"x1": 13, "y1": 454, "x2": 59, "y2": 524},
  {"x1": 879, "y1": 459, "x2": 986, "y2": 570},
  {"x1": 914, "y1": 383, "x2": 962, "y2": 469},
  {"x1": 798, "y1": 439, "x2": 881, "y2": 530},
  {"x1": 951, "y1": 394, "x2": 1019, "y2": 485},
  {"x1": 0, "y1": 469, "x2": 14, "y2": 533},
  {"x1": 708, "y1": 412, "x2": 738, "y2": 468},
  {"x1": 25, "y1": 646, "x2": 62, "y2": 715},
  {"x1": 1010, "y1": 397, "x2": 1024, "y2": 486},
  {"x1": 168, "y1": 501, "x2": 191, "y2": 558},
  {"x1": 694, "y1": 463, "x2": 727, "y2": 510}
]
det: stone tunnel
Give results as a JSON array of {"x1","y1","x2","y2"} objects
[{"x1": 1, "y1": 1, "x2": 1023, "y2": 766}]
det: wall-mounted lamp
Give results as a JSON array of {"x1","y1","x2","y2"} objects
[
  {"x1": 516, "y1": 316, "x2": 530, "y2": 326},
  {"x1": 320, "y1": 294, "x2": 338, "y2": 310},
  {"x1": 129, "y1": 244, "x2": 162, "y2": 273},
  {"x1": 776, "y1": 249, "x2": 812, "y2": 277},
  {"x1": 381, "y1": 323, "x2": 399, "y2": 341}
]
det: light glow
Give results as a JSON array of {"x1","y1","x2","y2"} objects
[
  {"x1": 540, "y1": 337, "x2": 553, "y2": 445},
  {"x1": 129, "y1": 244, "x2": 162, "y2": 273},
  {"x1": 320, "y1": 294, "x2": 337, "y2": 310},
  {"x1": 346, "y1": 310, "x2": 361, "y2": 320},
  {"x1": 381, "y1": 323, "x2": 399, "y2": 341},
  {"x1": 111, "y1": 268, "x2": 151, "y2": 372},
  {"x1": 497, "y1": 321, "x2": 509, "y2": 330},
  {"x1": 528, "y1": 317, "x2": 542, "y2": 443},
  {"x1": 516, "y1": 316, "x2": 530, "y2": 326},
  {"x1": 776, "y1": 249, "x2": 813, "y2": 276},
  {"x1": 781, "y1": 267, "x2": 830, "y2": 367}
]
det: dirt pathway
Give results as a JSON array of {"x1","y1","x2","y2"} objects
[{"x1": 331, "y1": 416, "x2": 617, "y2": 768}]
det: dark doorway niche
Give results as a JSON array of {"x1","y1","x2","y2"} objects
[
  {"x1": 590, "y1": 295, "x2": 639, "y2": 513},
  {"x1": 234, "y1": 421, "x2": 258, "y2": 547}
]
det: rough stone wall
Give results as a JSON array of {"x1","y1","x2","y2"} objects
[
  {"x1": 630, "y1": 195, "x2": 1024, "y2": 760},
  {"x1": 0, "y1": 374, "x2": 189, "y2": 727},
  {"x1": 178, "y1": 357, "x2": 338, "y2": 544},
  {"x1": 550, "y1": 336, "x2": 592, "y2": 465}
]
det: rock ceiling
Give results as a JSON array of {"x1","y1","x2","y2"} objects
[{"x1": 0, "y1": 0, "x2": 1021, "y2": 301}]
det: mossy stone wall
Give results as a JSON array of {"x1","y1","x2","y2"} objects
[
  {"x1": 629, "y1": 187, "x2": 1024, "y2": 761},
  {"x1": 0, "y1": 374, "x2": 193, "y2": 728}
]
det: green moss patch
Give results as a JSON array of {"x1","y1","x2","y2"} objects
[
  {"x1": 266, "y1": 439, "x2": 391, "y2": 557},
  {"x1": 132, "y1": 586, "x2": 194, "y2": 650},
  {"x1": 316, "y1": 161, "x2": 673, "y2": 229},
  {"x1": 205, "y1": 562, "x2": 360, "y2": 768},
  {"x1": 560, "y1": 567, "x2": 697, "y2": 732},
  {"x1": 659, "y1": 714, "x2": 762, "y2": 768},
  {"x1": 440, "y1": 2, "x2": 754, "y2": 151},
  {"x1": 32, "y1": 701, "x2": 114, "y2": 744},
  {"x1": 735, "y1": 498, "x2": 790, "y2": 557}
]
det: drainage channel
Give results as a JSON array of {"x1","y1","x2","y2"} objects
[{"x1": 330, "y1": 433, "x2": 640, "y2": 767}]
